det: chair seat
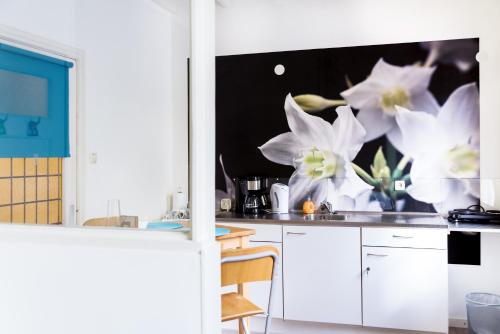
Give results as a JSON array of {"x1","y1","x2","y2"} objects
[{"x1": 221, "y1": 292, "x2": 264, "y2": 322}]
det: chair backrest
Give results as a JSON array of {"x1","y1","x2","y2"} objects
[
  {"x1": 83, "y1": 216, "x2": 138, "y2": 228},
  {"x1": 221, "y1": 245, "x2": 279, "y2": 287}
]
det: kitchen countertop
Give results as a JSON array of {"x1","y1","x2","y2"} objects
[
  {"x1": 448, "y1": 221, "x2": 500, "y2": 233},
  {"x1": 216, "y1": 211, "x2": 449, "y2": 229}
]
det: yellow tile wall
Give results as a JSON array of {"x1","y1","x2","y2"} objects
[{"x1": 0, "y1": 158, "x2": 63, "y2": 224}]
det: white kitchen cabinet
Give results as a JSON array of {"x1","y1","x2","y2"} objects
[
  {"x1": 283, "y1": 225, "x2": 362, "y2": 325},
  {"x1": 362, "y1": 246, "x2": 448, "y2": 333}
]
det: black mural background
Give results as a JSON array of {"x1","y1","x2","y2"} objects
[{"x1": 215, "y1": 39, "x2": 479, "y2": 212}]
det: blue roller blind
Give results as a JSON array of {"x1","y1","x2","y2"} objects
[{"x1": 0, "y1": 43, "x2": 73, "y2": 157}]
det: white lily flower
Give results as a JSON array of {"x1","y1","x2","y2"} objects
[
  {"x1": 394, "y1": 83, "x2": 479, "y2": 212},
  {"x1": 421, "y1": 39, "x2": 479, "y2": 72},
  {"x1": 340, "y1": 59, "x2": 439, "y2": 152},
  {"x1": 259, "y1": 94, "x2": 372, "y2": 209}
]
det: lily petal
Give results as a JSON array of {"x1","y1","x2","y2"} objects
[
  {"x1": 395, "y1": 64, "x2": 436, "y2": 95},
  {"x1": 334, "y1": 195, "x2": 356, "y2": 211},
  {"x1": 259, "y1": 132, "x2": 303, "y2": 166},
  {"x1": 219, "y1": 154, "x2": 235, "y2": 199},
  {"x1": 355, "y1": 190, "x2": 383, "y2": 212},
  {"x1": 433, "y1": 179, "x2": 478, "y2": 213},
  {"x1": 310, "y1": 178, "x2": 335, "y2": 206},
  {"x1": 407, "y1": 157, "x2": 451, "y2": 204},
  {"x1": 356, "y1": 108, "x2": 395, "y2": 142},
  {"x1": 411, "y1": 91, "x2": 440, "y2": 116},
  {"x1": 386, "y1": 126, "x2": 406, "y2": 154},
  {"x1": 284, "y1": 94, "x2": 334, "y2": 150},
  {"x1": 288, "y1": 171, "x2": 314, "y2": 209},
  {"x1": 462, "y1": 178, "x2": 481, "y2": 198},
  {"x1": 394, "y1": 106, "x2": 443, "y2": 156},
  {"x1": 368, "y1": 58, "x2": 435, "y2": 94},
  {"x1": 437, "y1": 83, "x2": 479, "y2": 145},
  {"x1": 340, "y1": 79, "x2": 384, "y2": 110},
  {"x1": 331, "y1": 105, "x2": 367, "y2": 160},
  {"x1": 338, "y1": 163, "x2": 373, "y2": 199},
  {"x1": 387, "y1": 92, "x2": 439, "y2": 152}
]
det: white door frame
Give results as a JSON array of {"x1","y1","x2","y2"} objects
[
  {"x1": 189, "y1": 1, "x2": 221, "y2": 333},
  {"x1": 0, "y1": 24, "x2": 84, "y2": 225}
]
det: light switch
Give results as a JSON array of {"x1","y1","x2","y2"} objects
[
  {"x1": 89, "y1": 153, "x2": 97, "y2": 164},
  {"x1": 394, "y1": 180, "x2": 406, "y2": 191}
]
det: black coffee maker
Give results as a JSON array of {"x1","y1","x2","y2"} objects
[{"x1": 234, "y1": 176, "x2": 270, "y2": 214}]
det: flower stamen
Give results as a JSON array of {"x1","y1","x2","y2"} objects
[
  {"x1": 380, "y1": 87, "x2": 411, "y2": 115},
  {"x1": 446, "y1": 144, "x2": 479, "y2": 178},
  {"x1": 298, "y1": 148, "x2": 339, "y2": 180}
]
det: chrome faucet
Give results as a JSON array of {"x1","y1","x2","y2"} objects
[{"x1": 319, "y1": 201, "x2": 335, "y2": 214}]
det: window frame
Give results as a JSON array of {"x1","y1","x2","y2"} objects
[{"x1": 0, "y1": 27, "x2": 82, "y2": 226}]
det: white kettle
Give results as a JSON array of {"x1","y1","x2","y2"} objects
[{"x1": 270, "y1": 183, "x2": 289, "y2": 214}]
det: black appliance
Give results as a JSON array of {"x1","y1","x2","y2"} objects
[
  {"x1": 234, "y1": 176, "x2": 271, "y2": 214},
  {"x1": 448, "y1": 205, "x2": 500, "y2": 223}
]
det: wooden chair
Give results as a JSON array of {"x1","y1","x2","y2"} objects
[
  {"x1": 221, "y1": 245, "x2": 279, "y2": 334},
  {"x1": 83, "y1": 216, "x2": 138, "y2": 228}
]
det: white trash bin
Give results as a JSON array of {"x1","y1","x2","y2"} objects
[{"x1": 466, "y1": 293, "x2": 500, "y2": 334}]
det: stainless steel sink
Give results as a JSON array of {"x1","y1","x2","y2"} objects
[{"x1": 303, "y1": 213, "x2": 346, "y2": 221}]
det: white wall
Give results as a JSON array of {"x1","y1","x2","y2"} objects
[
  {"x1": 216, "y1": 0, "x2": 500, "y2": 321},
  {"x1": 0, "y1": 224, "x2": 202, "y2": 334},
  {"x1": 0, "y1": 0, "x2": 190, "y2": 222}
]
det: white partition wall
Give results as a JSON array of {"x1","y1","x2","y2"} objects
[{"x1": 0, "y1": 225, "x2": 202, "y2": 334}]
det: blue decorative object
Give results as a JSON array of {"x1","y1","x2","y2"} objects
[
  {"x1": 0, "y1": 42, "x2": 73, "y2": 157},
  {"x1": 215, "y1": 227, "x2": 231, "y2": 237},
  {"x1": 0, "y1": 115, "x2": 7, "y2": 135},
  {"x1": 27, "y1": 118, "x2": 40, "y2": 136},
  {"x1": 146, "y1": 222, "x2": 183, "y2": 230}
]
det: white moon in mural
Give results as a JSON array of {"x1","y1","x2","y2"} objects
[{"x1": 274, "y1": 64, "x2": 285, "y2": 76}]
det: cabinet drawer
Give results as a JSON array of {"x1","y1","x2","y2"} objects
[
  {"x1": 219, "y1": 222, "x2": 282, "y2": 242},
  {"x1": 362, "y1": 227, "x2": 447, "y2": 249}
]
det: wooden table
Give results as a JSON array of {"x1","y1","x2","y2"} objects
[
  {"x1": 216, "y1": 224, "x2": 255, "y2": 334},
  {"x1": 216, "y1": 224, "x2": 255, "y2": 250}
]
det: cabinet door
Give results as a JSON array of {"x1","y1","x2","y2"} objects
[
  {"x1": 283, "y1": 226, "x2": 362, "y2": 325},
  {"x1": 362, "y1": 246, "x2": 448, "y2": 333}
]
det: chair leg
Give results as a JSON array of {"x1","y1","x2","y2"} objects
[
  {"x1": 264, "y1": 314, "x2": 272, "y2": 334},
  {"x1": 240, "y1": 318, "x2": 250, "y2": 334}
]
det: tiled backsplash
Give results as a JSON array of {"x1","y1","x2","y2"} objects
[{"x1": 0, "y1": 158, "x2": 62, "y2": 224}]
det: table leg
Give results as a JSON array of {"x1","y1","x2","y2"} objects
[{"x1": 238, "y1": 236, "x2": 250, "y2": 334}]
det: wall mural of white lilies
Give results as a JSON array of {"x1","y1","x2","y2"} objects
[{"x1": 216, "y1": 38, "x2": 479, "y2": 213}]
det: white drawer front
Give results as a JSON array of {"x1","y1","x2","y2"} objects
[
  {"x1": 219, "y1": 222, "x2": 282, "y2": 242},
  {"x1": 362, "y1": 227, "x2": 447, "y2": 249}
]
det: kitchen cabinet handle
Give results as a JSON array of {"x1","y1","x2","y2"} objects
[
  {"x1": 392, "y1": 235, "x2": 414, "y2": 239},
  {"x1": 286, "y1": 232, "x2": 307, "y2": 236},
  {"x1": 367, "y1": 253, "x2": 388, "y2": 257}
]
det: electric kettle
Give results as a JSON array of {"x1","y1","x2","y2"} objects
[{"x1": 270, "y1": 183, "x2": 289, "y2": 214}]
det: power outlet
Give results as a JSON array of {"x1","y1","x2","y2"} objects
[{"x1": 394, "y1": 180, "x2": 406, "y2": 191}]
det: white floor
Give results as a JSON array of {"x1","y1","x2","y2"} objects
[{"x1": 222, "y1": 318, "x2": 448, "y2": 334}]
